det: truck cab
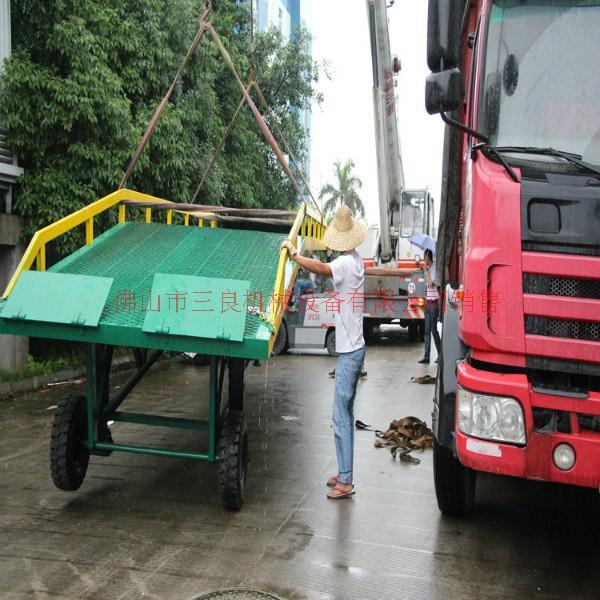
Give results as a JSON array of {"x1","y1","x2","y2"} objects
[
  {"x1": 396, "y1": 188, "x2": 436, "y2": 266},
  {"x1": 426, "y1": 0, "x2": 600, "y2": 515}
]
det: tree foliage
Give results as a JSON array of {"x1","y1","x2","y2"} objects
[
  {"x1": 0, "y1": 0, "x2": 321, "y2": 252},
  {"x1": 319, "y1": 159, "x2": 365, "y2": 218}
]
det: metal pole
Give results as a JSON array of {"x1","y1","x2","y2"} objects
[
  {"x1": 206, "y1": 23, "x2": 304, "y2": 201},
  {"x1": 209, "y1": 356, "x2": 219, "y2": 462},
  {"x1": 85, "y1": 344, "x2": 96, "y2": 450},
  {"x1": 191, "y1": 81, "x2": 253, "y2": 203}
]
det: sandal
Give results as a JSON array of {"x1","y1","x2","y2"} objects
[{"x1": 327, "y1": 484, "x2": 355, "y2": 500}]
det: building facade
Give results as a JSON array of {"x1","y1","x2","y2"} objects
[
  {"x1": 254, "y1": 0, "x2": 312, "y2": 189},
  {"x1": 0, "y1": 0, "x2": 27, "y2": 371},
  {"x1": 0, "y1": 0, "x2": 23, "y2": 214}
]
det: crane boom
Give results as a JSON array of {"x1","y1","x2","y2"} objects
[{"x1": 367, "y1": 0, "x2": 404, "y2": 264}]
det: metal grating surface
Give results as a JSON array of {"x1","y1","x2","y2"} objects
[
  {"x1": 50, "y1": 222, "x2": 285, "y2": 340},
  {"x1": 525, "y1": 315, "x2": 600, "y2": 342},
  {"x1": 523, "y1": 273, "x2": 600, "y2": 299}
]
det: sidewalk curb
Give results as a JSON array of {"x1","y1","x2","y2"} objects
[{"x1": 0, "y1": 356, "x2": 135, "y2": 399}]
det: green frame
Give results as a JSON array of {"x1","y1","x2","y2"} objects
[{"x1": 82, "y1": 343, "x2": 238, "y2": 463}]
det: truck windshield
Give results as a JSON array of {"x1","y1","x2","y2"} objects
[
  {"x1": 400, "y1": 190, "x2": 425, "y2": 238},
  {"x1": 480, "y1": 1, "x2": 600, "y2": 165}
]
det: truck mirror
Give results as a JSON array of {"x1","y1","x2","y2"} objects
[
  {"x1": 427, "y1": 0, "x2": 465, "y2": 72},
  {"x1": 425, "y1": 69, "x2": 462, "y2": 115}
]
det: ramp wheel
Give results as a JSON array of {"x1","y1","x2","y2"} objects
[
  {"x1": 218, "y1": 410, "x2": 249, "y2": 511},
  {"x1": 433, "y1": 439, "x2": 476, "y2": 516},
  {"x1": 50, "y1": 394, "x2": 90, "y2": 491},
  {"x1": 326, "y1": 329, "x2": 338, "y2": 357}
]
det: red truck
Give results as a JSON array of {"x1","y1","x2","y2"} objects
[{"x1": 425, "y1": 0, "x2": 600, "y2": 515}]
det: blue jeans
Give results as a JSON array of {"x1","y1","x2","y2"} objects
[
  {"x1": 333, "y1": 346, "x2": 365, "y2": 485},
  {"x1": 423, "y1": 301, "x2": 441, "y2": 360}
]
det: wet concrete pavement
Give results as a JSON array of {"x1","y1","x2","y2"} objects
[{"x1": 1, "y1": 329, "x2": 599, "y2": 599}]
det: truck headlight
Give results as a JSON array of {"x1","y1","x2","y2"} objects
[{"x1": 457, "y1": 387, "x2": 526, "y2": 445}]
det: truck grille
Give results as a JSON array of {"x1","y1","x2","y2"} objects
[
  {"x1": 525, "y1": 316, "x2": 600, "y2": 342},
  {"x1": 522, "y1": 240, "x2": 600, "y2": 257},
  {"x1": 523, "y1": 273, "x2": 600, "y2": 300}
]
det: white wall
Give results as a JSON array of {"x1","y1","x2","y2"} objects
[
  {"x1": 263, "y1": 0, "x2": 292, "y2": 39},
  {"x1": 0, "y1": 0, "x2": 11, "y2": 67}
]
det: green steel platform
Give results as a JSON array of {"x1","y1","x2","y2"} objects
[
  {"x1": 0, "y1": 189, "x2": 323, "y2": 511},
  {"x1": 0, "y1": 222, "x2": 286, "y2": 361}
]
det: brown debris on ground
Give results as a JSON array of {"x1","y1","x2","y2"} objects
[{"x1": 373, "y1": 416, "x2": 434, "y2": 464}]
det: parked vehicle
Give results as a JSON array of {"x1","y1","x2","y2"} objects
[
  {"x1": 272, "y1": 291, "x2": 337, "y2": 356},
  {"x1": 426, "y1": 0, "x2": 600, "y2": 515}
]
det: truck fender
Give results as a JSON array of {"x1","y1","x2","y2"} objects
[{"x1": 433, "y1": 285, "x2": 468, "y2": 450}]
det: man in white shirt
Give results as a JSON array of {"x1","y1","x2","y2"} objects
[{"x1": 281, "y1": 205, "x2": 366, "y2": 500}]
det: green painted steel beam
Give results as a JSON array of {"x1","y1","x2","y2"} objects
[
  {"x1": 0, "y1": 317, "x2": 272, "y2": 360},
  {"x1": 94, "y1": 441, "x2": 212, "y2": 461},
  {"x1": 103, "y1": 349, "x2": 163, "y2": 418},
  {"x1": 112, "y1": 411, "x2": 209, "y2": 430}
]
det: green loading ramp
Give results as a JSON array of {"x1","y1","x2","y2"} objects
[{"x1": 0, "y1": 222, "x2": 285, "y2": 360}]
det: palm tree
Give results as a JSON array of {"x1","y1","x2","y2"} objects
[{"x1": 319, "y1": 159, "x2": 365, "y2": 218}]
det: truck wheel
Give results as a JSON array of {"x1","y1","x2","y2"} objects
[
  {"x1": 326, "y1": 330, "x2": 338, "y2": 357},
  {"x1": 364, "y1": 320, "x2": 376, "y2": 343},
  {"x1": 272, "y1": 322, "x2": 288, "y2": 356},
  {"x1": 50, "y1": 394, "x2": 90, "y2": 491},
  {"x1": 218, "y1": 410, "x2": 249, "y2": 511},
  {"x1": 407, "y1": 322, "x2": 418, "y2": 342},
  {"x1": 433, "y1": 439, "x2": 476, "y2": 516}
]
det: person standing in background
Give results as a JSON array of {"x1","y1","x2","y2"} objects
[{"x1": 418, "y1": 248, "x2": 441, "y2": 364}]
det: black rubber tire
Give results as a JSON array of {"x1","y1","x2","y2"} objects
[
  {"x1": 218, "y1": 410, "x2": 249, "y2": 512},
  {"x1": 433, "y1": 439, "x2": 477, "y2": 516},
  {"x1": 50, "y1": 394, "x2": 90, "y2": 491},
  {"x1": 407, "y1": 321, "x2": 418, "y2": 342},
  {"x1": 271, "y1": 322, "x2": 288, "y2": 356},
  {"x1": 364, "y1": 320, "x2": 376, "y2": 343},
  {"x1": 325, "y1": 329, "x2": 338, "y2": 357}
]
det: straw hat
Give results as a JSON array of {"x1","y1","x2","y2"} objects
[{"x1": 323, "y1": 205, "x2": 367, "y2": 252}]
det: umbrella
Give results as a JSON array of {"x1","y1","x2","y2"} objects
[{"x1": 408, "y1": 233, "x2": 436, "y2": 256}]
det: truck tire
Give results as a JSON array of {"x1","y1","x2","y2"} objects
[
  {"x1": 326, "y1": 329, "x2": 338, "y2": 357},
  {"x1": 364, "y1": 320, "x2": 376, "y2": 343},
  {"x1": 407, "y1": 321, "x2": 418, "y2": 342},
  {"x1": 433, "y1": 438, "x2": 476, "y2": 516},
  {"x1": 50, "y1": 394, "x2": 90, "y2": 491},
  {"x1": 271, "y1": 322, "x2": 288, "y2": 356},
  {"x1": 218, "y1": 410, "x2": 249, "y2": 511}
]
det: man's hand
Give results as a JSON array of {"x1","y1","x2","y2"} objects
[{"x1": 281, "y1": 240, "x2": 297, "y2": 258}]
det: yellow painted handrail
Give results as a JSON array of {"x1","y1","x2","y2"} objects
[
  {"x1": 268, "y1": 202, "x2": 325, "y2": 353},
  {"x1": 1, "y1": 188, "x2": 174, "y2": 298}
]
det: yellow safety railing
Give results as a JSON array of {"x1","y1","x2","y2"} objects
[
  {"x1": 268, "y1": 202, "x2": 325, "y2": 353},
  {"x1": 1, "y1": 188, "x2": 176, "y2": 299}
]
